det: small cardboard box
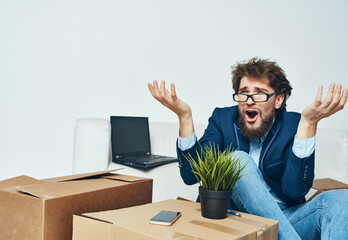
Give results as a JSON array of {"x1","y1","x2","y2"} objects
[
  {"x1": 307, "y1": 178, "x2": 348, "y2": 201},
  {"x1": 0, "y1": 169, "x2": 152, "y2": 240},
  {"x1": 73, "y1": 199, "x2": 278, "y2": 240}
]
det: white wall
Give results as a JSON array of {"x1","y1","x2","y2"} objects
[{"x1": 0, "y1": 0, "x2": 347, "y2": 180}]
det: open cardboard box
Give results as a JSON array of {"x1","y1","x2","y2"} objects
[
  {"x1": 73, "y1": 199, "x2": 278, "y2": 240},
  {"x1": 0, "y1": 169, "x2": 152, "y2": 240}
]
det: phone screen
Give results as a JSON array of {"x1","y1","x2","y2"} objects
[{"x1": 149, "y1": 210, "x2": 181, "y2": 226}]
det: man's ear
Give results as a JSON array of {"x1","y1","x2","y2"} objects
[{"x1": 275, "y1": 94, "x2": 285, "y2": 109}]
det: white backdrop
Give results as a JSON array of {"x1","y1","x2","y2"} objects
[{"x1": 0, "y1": 0, "x2": 347, "y2": 180}]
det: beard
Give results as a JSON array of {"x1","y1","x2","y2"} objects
[{"x1": 238, "y1": 108, "x2": 275, "y2": 140}]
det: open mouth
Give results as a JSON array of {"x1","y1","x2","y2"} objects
[{"x1": 245, "y1": 110, "x2": 259, "y2": 122}]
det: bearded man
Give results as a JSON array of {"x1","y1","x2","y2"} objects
[{"x1": 148, "y1": 58, "x2": 348, "y2": 240}]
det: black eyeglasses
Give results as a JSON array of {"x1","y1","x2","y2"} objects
[{"x1": 232, "y1": 92, "x2": 277, "y2": 103}]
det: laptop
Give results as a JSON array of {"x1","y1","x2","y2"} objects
[{"x1": 110, "y1": 116, "x2": 178, "y2": 168}]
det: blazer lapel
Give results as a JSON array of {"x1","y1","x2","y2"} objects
[
  {"x1": 233, "y1": 123, "x2": 249, "y2": 153},
  {"x1": 259, "y1": 118, "x2": 281, "y2": 169}
]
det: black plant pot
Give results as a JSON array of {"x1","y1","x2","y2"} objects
[{"x1": 199, "y1": 187, "x2": 232, "y2": 219}]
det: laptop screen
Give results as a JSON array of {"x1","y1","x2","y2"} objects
[{"x1": 110, "y1": 116, "x2": 151, "y2": 158}]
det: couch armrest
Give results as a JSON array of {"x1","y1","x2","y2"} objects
[{"x1": 315, "y1": 129, "x2": 348, "y2": 183}]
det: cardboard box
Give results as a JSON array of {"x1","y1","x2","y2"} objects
[
  {"x1": 307, "y1": 178, "x2": 348, "y2": 201},
  {"x1": 73, "y1": 199, "x2": 278, "y2": 240},
  {"x1": 0, "y1": 169, "x2": 152, "y2": 240}
]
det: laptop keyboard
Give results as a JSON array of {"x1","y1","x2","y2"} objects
[{"x1": 133, "y1": 155, "x2": 162, "y2": 162}]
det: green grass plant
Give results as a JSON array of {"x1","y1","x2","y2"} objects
[{"x1": 184, "y1": 143, "x2": 248, "y2": 191}]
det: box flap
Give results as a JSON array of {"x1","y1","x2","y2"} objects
[
  {"x1": 81, "y1": 199, "x2": 278, "y2": 240},
  {"x1": 103, "y1": 174, "x2": 149, "y2": 182},
  {"x1": 41, "y1": 169, "x2": 123, "y2": 183},
  {"x1": 0, "y1": 175, "x2": 42, "y2": 191},
  {"x1": 312, "y1": 178, "x2": 348, "y2": 190},
  {"x1": 17, "y1": 177, "x2": 130, "y2": 200}
]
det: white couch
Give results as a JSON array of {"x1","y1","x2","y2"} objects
[{"x1": 73, "y1": 119, "x2": 348, "y2": 202}]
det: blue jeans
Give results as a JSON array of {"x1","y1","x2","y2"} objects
[{"x1": 230, "y1": 151, "x2": 348, "y2": 240}]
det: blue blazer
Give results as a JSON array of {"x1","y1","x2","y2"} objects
[{"x1": 177, "y1": 106, "x2": 315, "y2": 207}]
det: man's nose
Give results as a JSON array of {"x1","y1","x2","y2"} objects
[{"x1": 246, "y1": 96, "x2": 255, "y2": 105}]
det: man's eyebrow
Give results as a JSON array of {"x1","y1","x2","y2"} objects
[
  {"x1": 239, "y1": 86, "x2": 270, "y2": 93},
  {"x1": 255, "y1": 87, "x2": 270, "y2": 93},
  {"x1": 239, "y1": 86, "x2": 249, "y2": 91}
]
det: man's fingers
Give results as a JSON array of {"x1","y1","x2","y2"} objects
[
  {"x1": 148, "y1": 80, "x2": 183, "y2": 112},
  {"x1": 153, "y1": 80, "x2": 159, "y2": 92},
  {"x1": 171, "y1": 83, "x2": 177, "y2": 100},
  {"x1": 153, "y1": 80, "x2": 159, "y2": 88},
  {"x1": 320, "y1": 84, "x2": 347, "y2": 117},
  {"x1": 328, "y1": 89, "x2": 347, "y2": 115},
  {"x1": 151, "y1": 80, "x2": 161, "y2": 98},
  {"x1": 315, "y1": 85, "x2": 323, "y2": 103},
  {"x1": 147, "y1": 83, "x2": 155, "y2": 96},
  {"x1": 329, "y1": 84, "x2": 342, "y2": 108},
  {"x1": 150, "y1": 80, "x2": 174, "y2": 107},
  {"x1": 160, "y1": 80, "x2": 172, "y2": 100},
  {"x1": 160, "y1": 80, "x2": 166, "y2": 97},
  {"x1": 321, "y1": 83, "x2": 335, "y2": 108},
  {"x1": 324, "y1": 84, "x2": 343, "y2": 116},
  {"x1": 337, "y1": 88, "x2": 348, "y2": 110},
  {"x1": 302, "y1": 84, "x2": 346, "y2": 125}
]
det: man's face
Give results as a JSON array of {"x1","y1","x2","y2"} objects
[{"x1": 237, "y1": 76, "x2": 284, "y2": 139}]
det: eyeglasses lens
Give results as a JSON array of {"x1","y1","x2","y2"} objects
[
  {"x1": 235, "y1": 93, "x2": 267, "y2": 102},
  {"x1": 252, "y1": 94, "x2": 267, "y2": 102}
]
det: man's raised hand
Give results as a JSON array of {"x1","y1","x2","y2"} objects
[
  {"x1": 147, "y1": 80, "x2": 194, "y2": 137},
  {"x1": 302, "y1": 83, "x2": 347, "y2": 125},
  {"x1": 297, "y1": 83, "x2": 347, "y2": 139}
]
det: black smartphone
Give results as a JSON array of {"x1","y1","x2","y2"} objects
[{"x1": 149, "y1": 210, "x2": 181, "y2": 226}]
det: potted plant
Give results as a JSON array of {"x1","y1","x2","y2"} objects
[{"x1": 184, "y1": 143, "x2": 248, "y2": 219}]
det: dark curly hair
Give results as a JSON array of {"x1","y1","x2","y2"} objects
[{"x1": 231, "y1": 57, "x2": 292, "y2": 111}]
